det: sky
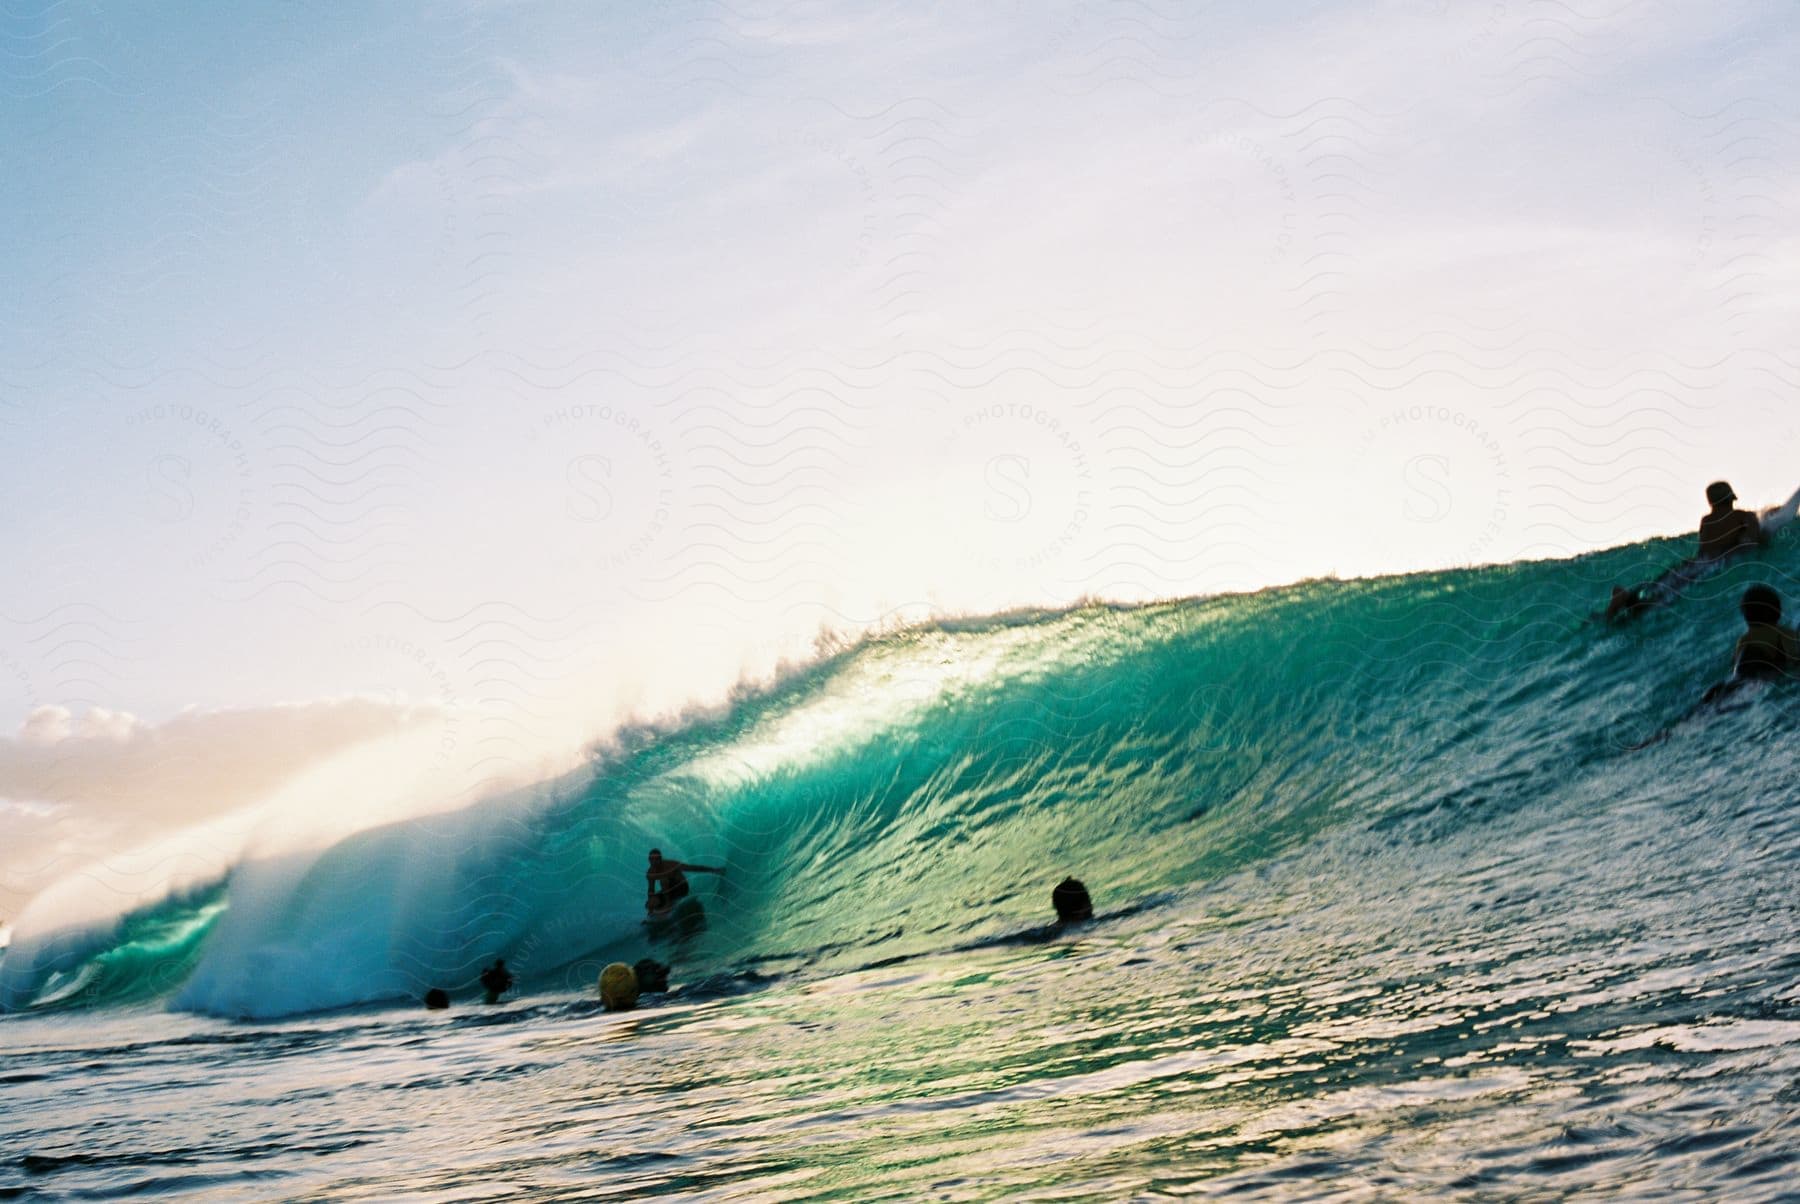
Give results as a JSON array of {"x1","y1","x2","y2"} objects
[{"x1": 3, "y1": 0, "x2": 1799, "y2": 915}]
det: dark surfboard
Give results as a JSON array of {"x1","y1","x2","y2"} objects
[{"x1": 644, "y1": 896, "x2": 706, "y2": 939}]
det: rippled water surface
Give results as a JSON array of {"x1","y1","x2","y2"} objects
[
  {"x1": 8, "y1": 541, "x2": 1800, "y2": 1198},
  {"x1": 9, "y1": 761, "x2": 1799, "y2": 1201}
]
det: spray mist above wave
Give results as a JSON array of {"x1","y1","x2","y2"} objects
[{"x1": 0, "y1": 723, "x2": 580, "y2": 1015}]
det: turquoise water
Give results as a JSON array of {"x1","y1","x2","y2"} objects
[{"x1": 4, "y1": 532, "x2": 1800, "y2": 1198}]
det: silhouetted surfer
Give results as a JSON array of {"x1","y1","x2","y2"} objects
[
  {"x1": 1052, "y1": 877, "x2": 1093, "y2": 923},
  {"x1": 1628, "y1": 582, "x2": 1800, "y2": 747},
  {"x1": 1604, "y1": 480, "x2": 1780, "y2": 622},
  {"x1": 480, "y1": 958, "x2": 513, "y2": 1003},
  {"x1": 645, "y1": 848, "x2": 721, "y2": 916},
  {"x1": 1696, "y1": 481, "x2": 1766, "y2": 560},
  {"x1": 1702, "y1": 584, "x2": 1800, "y2": 703}
]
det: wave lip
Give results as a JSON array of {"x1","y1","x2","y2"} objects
[{"x1": 0, "y1": 881, "x2": 227, "y2": 1012}]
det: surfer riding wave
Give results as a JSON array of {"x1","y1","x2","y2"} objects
[{"x1": 645, "y1": 848, "x2": 722, "y2": 916}]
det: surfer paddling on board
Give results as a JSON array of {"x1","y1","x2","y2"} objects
[
  {"x1": 645, "y1": 848, "x2": 721, "y2": 916},
  {"x1": 1604, "y1": 480, "x2": 1783, "y2": 622}
]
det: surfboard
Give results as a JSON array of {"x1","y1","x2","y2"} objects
[
  {"x1": 643, "y1": 896, "x2": 706, "y2": 938},
  {"x1": 1758, "y1": 484, "x2": 1800, "y2": 539},
  {"x1": 1699, "y1": 674, "x2": 1769, "y2": 707},
  {"x1": 1604, "y1": 553, "x2": 1736, "y2": 622}
]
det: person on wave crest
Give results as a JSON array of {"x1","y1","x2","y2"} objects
[
  {"x1": 1697, "y1": 481, "x2": 1767, "y2": 560},
  {"x1": 1605, "y1": 481, "x2": 1769, "y2": 622},
  {"x1": 645, "y1": 848, "x2": 722, "y2": 917},
  {"x1": 1702, "y1": 584, "x2": 1800, "y2": 703}
]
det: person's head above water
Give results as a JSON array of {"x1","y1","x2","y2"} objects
[
  {"x1": 1052, "y1": 876, "x2": 1093, "y2": 923},
  {"x1": 1706, "y1": 480, "x2": 1738, "y2": 510},
  {"x1": 648, "y1": 848, "x2": 663, "y2": 865},
  {"x1": 634, "y1": 958, "x2": 671, "y2": 994},
  {"x1": 1740, "y1": 583, "x2": 1782, "y2": 627}
]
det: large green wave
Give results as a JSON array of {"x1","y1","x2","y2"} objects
[{"x1": 4, "y1": 526, "x2": 1795, "y2": 1018}]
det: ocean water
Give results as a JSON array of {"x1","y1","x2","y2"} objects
[{"x1": 5, "y1": 531, "x2": 1800, "y2": 1200}]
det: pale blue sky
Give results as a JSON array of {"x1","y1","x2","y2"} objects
[{"x1": 4, "y1": 0, "x2": 1800, "y2": 908}]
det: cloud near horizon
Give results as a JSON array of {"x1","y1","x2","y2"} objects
[{"x1": 0, "y1": 698, "x2": 445, "y2": 918}]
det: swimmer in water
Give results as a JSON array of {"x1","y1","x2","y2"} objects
[
  {"x1": 1726, "y1": 584, "x2": 1799, "y2": 681},
  {"x1": 1702, "y1": 584, "x2": 1800, "y2": 703},
  {"x1": 480, "y1": 958, "x2": 513, "y2": 1004},
  {"x1": 1052, "y1": 877, "x2": 1094, "y2": 923}
]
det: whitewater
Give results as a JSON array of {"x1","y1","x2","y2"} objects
[{"x1": 4, "y1": 526, "x2": 1800, "y2": 1200}]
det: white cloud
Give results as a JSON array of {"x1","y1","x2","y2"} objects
[{"x1": 0, "y1": 698, "x2": 443, "y2": 917}]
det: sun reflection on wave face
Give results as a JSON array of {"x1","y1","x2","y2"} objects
[{"x1": 678, "y1": 611, "x2": 1132, "y2": 790}]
